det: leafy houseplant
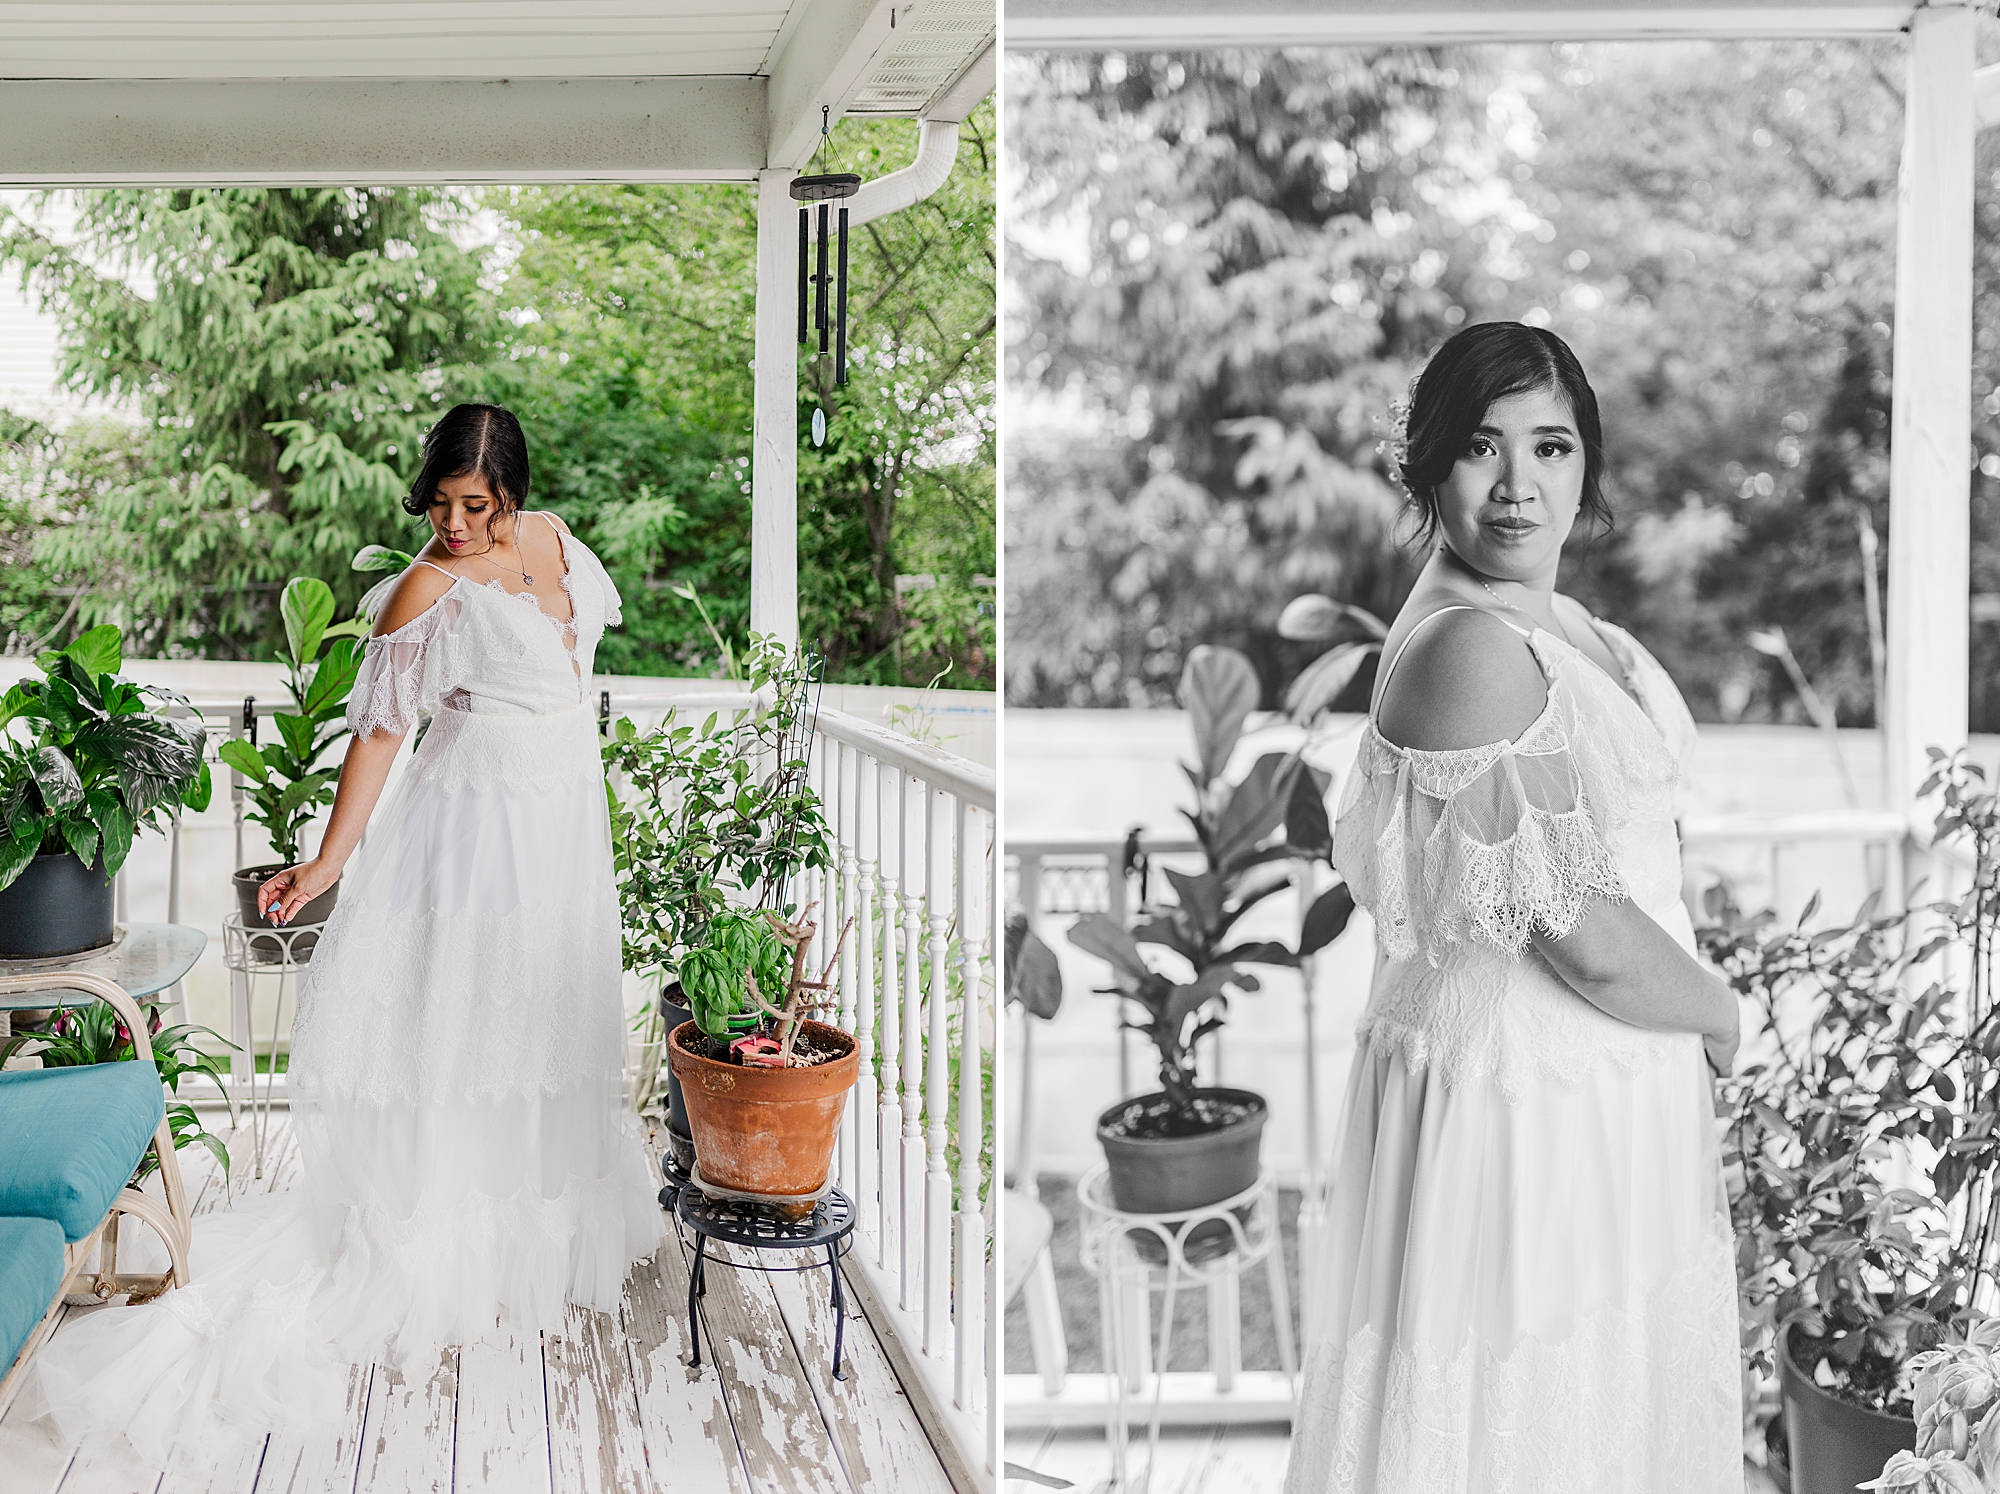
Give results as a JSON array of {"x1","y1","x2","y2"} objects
[
  {"x1": 2, "y1": 996, "x2": 235, "y2": 1183},
  {"x1": 0, "y1": 625, "x2": 210, "y2": 957},
  {"x1": 604, "y1": 634, "x2": 832, "y2": 1151},
  {"x1": 1067, "y1": 644, "x2": 1357, "y2": 1225},
  {"x1": 1700, "y1": 748, "x2": 2000, "y2": 1492},
  {"x1": 217, "y1": 577, "x2": 365, "y2": 955}
]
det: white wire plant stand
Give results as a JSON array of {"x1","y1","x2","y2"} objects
[
  {"x1": 220, "y1": 910, "x2": 325, "y2": 1181},
  {"x1": 1076, "y1": 1165, "x2": 1299, "y2": 1491}
]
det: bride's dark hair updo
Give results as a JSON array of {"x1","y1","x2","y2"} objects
[
  {"x1": 402, "y1": 403, "x2": 531, "y2": 518},
  {"x1": 1396, "y1": 321, "x2": 1609, "y2": 547}
]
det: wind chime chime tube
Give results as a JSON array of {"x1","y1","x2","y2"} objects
[{"x1": 790, "y1": 171, "x2": 861, "y2": 387}]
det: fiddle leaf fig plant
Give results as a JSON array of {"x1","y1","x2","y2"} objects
[
  {"x1": 1068, "y1": 643, "x2": 1357, "y2": 1115},
  {"x1": 217, "y1": 575, "x2": 363, "y2": 865},
  {"x1": 0, "y1": 624, "x2": 209, "y2": 890}
]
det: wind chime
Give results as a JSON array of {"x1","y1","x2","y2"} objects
[{"x1": 791, "y1": 108, "x2": 859, "y2": 445}]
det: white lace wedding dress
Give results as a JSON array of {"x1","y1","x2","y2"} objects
[
  {"x1": 21, "y1": 514, "x2": 665, "y2": 1462},
  {"x1": 1284, "y1": 608, "x2": 1743, "y2": 1493}
]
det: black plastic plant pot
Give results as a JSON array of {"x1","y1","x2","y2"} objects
[
  {"x1": 233, "y1": 864, "x2": 341, "y2": 964},
  {"x1": 661, "y1": 983, "x2": 697, "y2": 1166},
  {"x1": 0, "y1": 849, "x2": 114, "y2": 959},
  {"x1": 1096, "y1": 1087, "x2": 1268, "y2": 1263},
  {"x1": 1778, "y1": 1321, "x2": 1915, "y2": 1494}
]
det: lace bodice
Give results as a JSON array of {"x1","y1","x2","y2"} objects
[
  {"x1": 347, "y1": 521, "x2": 623, "y2": 739},
  {"x1": 1333, "y1": 617, "x2": 1702, "y2": 1097}
]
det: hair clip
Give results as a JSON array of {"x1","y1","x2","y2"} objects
[{"x1": 1375, "y1": 371, "x2": 1423, "y2": 500}]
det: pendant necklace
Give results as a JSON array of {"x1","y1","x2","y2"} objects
[
  {"x1": 462, "y1": 512, "x2": 534, "y2": 586},
  {"x1": 1473, "y1": 572, "x2": 1581, "y2": 653}
]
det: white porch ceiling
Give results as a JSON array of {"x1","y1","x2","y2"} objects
[
  {"x1": 1006, "y1": 0, "x2": 1926, "y2": 48},
  {"x1": 0, "y1": 0, "x2": 994, "y2": 182},
  {"x1": 0, "y1": 2, "x2": 794, "y2": 79}
]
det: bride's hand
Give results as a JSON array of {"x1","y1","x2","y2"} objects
[{"x1": 258, "y1": 859, "x2": 339, "y2": 925}]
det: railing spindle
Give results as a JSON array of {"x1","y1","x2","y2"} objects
[
  {"x1": 953, "y1": 799, "x2": 989, "y2": 1412},
  {"x1": 853, "y1": 747, "x2": 879, "y2": 1242},
  {"x1": 876, "y1": 762, "x2": 903, "y2": 1267},
  {"x1": 836, "y1": 741, "x2": 859, "y2": 1191},
  {"x1": 900, "y1": 773, "x2": 927, "y2": 1310},
  {"x1": 923, "y1": 784, "x2": 954, "y2": 1357}
]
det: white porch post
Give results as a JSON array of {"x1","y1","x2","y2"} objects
[
  {"x1": 751, "y1": 168, "x2": 800, "y2": 648},
  {"x1": 1883, "y1": 0, "x2": 1976, "y2": 818}
]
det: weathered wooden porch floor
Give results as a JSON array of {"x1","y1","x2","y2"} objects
[
  {"x1": 1, "y1": 1109, "x2": 955, "y2": 1494},
  {"x1": 1001, "y1": 1424, "x2": 1777, "y2": 1492}
]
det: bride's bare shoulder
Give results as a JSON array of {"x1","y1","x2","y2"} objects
[
  {"x1": 372, "y1": 554, "x2": 461, "y2": 637},
  {"x1": 1376, "y1": 607, "x2": 1548, "y2": 753}
]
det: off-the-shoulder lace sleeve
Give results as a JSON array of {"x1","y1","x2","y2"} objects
[
  {"x1": 563, "y1": 535, "x2": 622, "y2": 628},
  {"x1": 346, "y1": 589, "x2": 471, "y2": 740},
  {"x1": 1333, "y1": 661, "x2": 1674, "y2": 964}
]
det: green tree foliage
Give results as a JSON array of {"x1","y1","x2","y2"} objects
[
  {"x1": 478, "y1": 183, "x2": 762, "y2": 676},
  {"x1": 1008, "y1": 36, "x2": 2000, "y2": 727},
  {"x1": 1006, "y1": 49, "x2": 1506, "y2": 706},
  {"x1": 0, "y1": 411, "x2": 140, "y2": 654},
  {"x1": 799, "y1": 108, "x2": 997, "y2": 684},
  {"x1": 0, "y1": 188, "x2": 499, "y2": 658},
  {"x1": 1, "y1": 115, "x2": 996, "y2": 688},
  {"x1": 1511, "y1": 41, "x2": 1909, "y2": 727},
  {"x1": 484, "y1": 106, "x2": 995, "y2": 685}
]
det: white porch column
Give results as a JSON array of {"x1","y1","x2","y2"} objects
[
  {"x1": 1884, "y1": 1, "x2": 1976, "y2": 815},
  {"x1": 751, "y1": 168, "x2": 800, "y2": 649}
]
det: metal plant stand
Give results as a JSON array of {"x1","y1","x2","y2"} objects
[
  {"x1": 1076, "y1": 1165, "x2": 1298, "y2": 1492},
  {"x1": 664, "y1": 1161, "x2": 857, "y2": 1381},
  {"x1": 220, "y1": 911, "x2": 324, "y2": 1180}
]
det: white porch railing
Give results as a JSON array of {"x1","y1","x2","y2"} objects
[
  {"x1": 803, "y1": 707, "x2": 998, "y2": 1493},
  {"x1": 122, "y1": 686, "x2": 997, "y2": 1491}
]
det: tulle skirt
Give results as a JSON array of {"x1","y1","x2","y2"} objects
[
  {"x1": 21, "y1": 701, "x2": 665, "y2": 1463},
  {"x1": 1284, "y1": 1025, "x2": 1743, "y2": 1493}
]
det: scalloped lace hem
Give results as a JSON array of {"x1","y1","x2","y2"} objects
[{"x1": 1285, "y1": 1231, "x2": 1742, "y2": 1492}]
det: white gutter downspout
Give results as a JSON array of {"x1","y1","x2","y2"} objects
[{"x1": 847, "y1": 116, "x2": 961, "y2": 225}]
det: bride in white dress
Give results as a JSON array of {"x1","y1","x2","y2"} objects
[
  {"x1": 1284, "y1": 325, "x2": 1744, "y2": 1492},
  {"x1": 22, "y1": 403, "x2": 665, "y2": 1461}
]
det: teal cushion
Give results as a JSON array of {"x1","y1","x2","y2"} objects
[
  {"x1": 0, "y1": 1216, "x2": 65, "y2": 1372},
  {"x1": 0, "y1": 1064, "x2": 164, "y2": 1242}
]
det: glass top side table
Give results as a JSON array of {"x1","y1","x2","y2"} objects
[{"x1": 0, "y1": 922, "x2": 207, "y2": 1027}]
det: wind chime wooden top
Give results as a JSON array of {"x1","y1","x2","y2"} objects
[{"x1": 792, "y1": 172, "x2": 860, "y2": 385}]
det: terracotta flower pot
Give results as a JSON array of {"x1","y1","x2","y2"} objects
[{"x1": 667, "y1": 1019, "x2": 858, "y2": 1219}]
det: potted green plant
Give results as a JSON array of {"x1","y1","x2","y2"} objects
[
  {"x1": 217, "y1": 576, "x2": 365, "y2": 960},
  {"x1": 1067, "y1": 644, "x2": 1356, "y2": 1237},
  {"x1": 0, "y1": 625, "x2": 210, "y2": 958},
  {"x1": 604, "y1": 634, "x2": 833, "y2": 1160},
  {"x1": 1700, "y1": 747, "x2": 2000, "y2": 1494},
  {"x1": 665, "y1": 902, "x2": 857, "y2": 1220}
]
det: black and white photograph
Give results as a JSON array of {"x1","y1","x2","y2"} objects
[{"x1": 1001, "y1": 4, "x2": 2000, "y2": 1493}]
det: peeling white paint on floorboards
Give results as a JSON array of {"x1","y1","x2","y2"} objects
[{"x1": 0, "y1": 1110, "x2": 955, "y2": 1494}]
